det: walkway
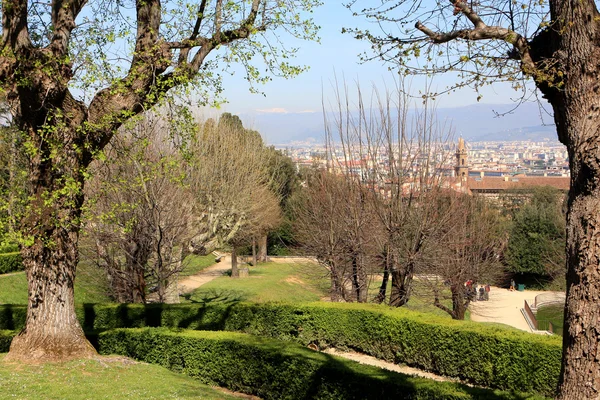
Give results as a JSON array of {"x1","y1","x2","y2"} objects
[
  {"x1": 178, "y1": 255, "x2": 232, "y2": 294},
  {"x1": 468, "y1": 286, "x2": 563, "y2": 332}
]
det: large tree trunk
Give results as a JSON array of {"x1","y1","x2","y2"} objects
[
  {"x1": 544, "y1": 2, "x2": 600, "y2": 397},
  {"x1": 389, "y1": 261, "x2": 414, "y2": 307},
  {"x1": 556, "y1": 109, "x2": 600, "y2": 400},
  {"x1": 6, "y1": 168, "x2": 96, "y2": 362},
  {"x1": 434, "y1": 284, "x2": 468, "y2": 320}
]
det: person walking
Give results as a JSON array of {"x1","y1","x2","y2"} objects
[{"x1": 509, "y1": 279, "x2": 516, "y2": 292}]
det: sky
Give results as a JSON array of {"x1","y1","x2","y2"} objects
[{"x1": 215, "y1": 1, "x2": 533, "y2": 118}]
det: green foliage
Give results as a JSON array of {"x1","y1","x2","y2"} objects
[
  {"x1": 0, "y1": 302, "x2": 561, "y2": 396},
  {"x1": 0, "y1": 244, "x2": 18, "y2": 253},
  {"x1": 505, "y1": 186, "x2": 566, "y2": 278},
  {"x1": 99, "y1": 328, "x2": 546, "y2": 400},
  {"x1": 0, "y1": 252, "x2": 22, "y2": 274},
  {"x1": 0, "y1": 351, "x2": 238, "y2": 400}
]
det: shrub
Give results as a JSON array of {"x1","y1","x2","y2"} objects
[
  {"x1": 0, "y1": 330, "x2": 16, "y2": 352},
  {"x1": 0, "y1": 252, "x2": 23, "y2": 274},
  {"x1": 98, "y1": 328, "x2": 546, "y2": 400},
  {"x1": 0, "y1": 302, "x2": 561, "y2": 396},
  {"x1": 0, "y1": 244, "x2": 19, "y2": 254}
]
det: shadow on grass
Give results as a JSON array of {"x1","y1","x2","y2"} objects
[{"x1": 182, "y1": 288, "x2": 247, "y2": 306}]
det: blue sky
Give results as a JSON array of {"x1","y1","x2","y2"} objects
[{"x1": 217, "y1": 1, "x2": 532, "y2": 117}]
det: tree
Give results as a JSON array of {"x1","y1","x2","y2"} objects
[
  {"x1": 348, "y1": 0, "x2": 600, "y2": 395},
  {"x1": 0, "y1": 0, "x2": 319, "y2": 361},
  {"x1": 505, "y1": 186, "x2": 566, "y2": 282},
  {"x1": 294, "y1": 169, "x2": 382, "y2": 302},
  {"x1": 424, "y1": 192, "x2": 504, "y2": 320},
  {"x1": 85, "y1": 112, "x2": 194, "y2": 303},
  {"x1": 263, "y1": 147, "x2": 300, "y2": 259},
  {"x1": 322, "y1": 78, "x2": 452, "y2": 306},
  {"x1": 187, "y1": 115, "x2": 281, "y2": 277}
]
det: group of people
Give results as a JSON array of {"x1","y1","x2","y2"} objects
[{"x1": 465, "y1": 280, "x2": 491, "y2": 301}]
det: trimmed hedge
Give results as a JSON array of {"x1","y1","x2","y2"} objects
[
  {"x1": 0, "y1": 302, "x2": 562, "y2": 396},
  {"x1": 0, "y1": 252, "x2": 23, "y2": 274},
  {"x1": 98, "y1": 328, "x2": 546, "y2": 400},
  {"x1": 0, "y1": 330, "x2": 16, "y2": 352},
  {"x1": 0, "y1": 244, "x2": 18, "y2": 254}
]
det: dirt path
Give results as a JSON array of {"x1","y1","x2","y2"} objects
[
  {"x1": 468, "y1": 286, "x2": 563, "y2": 332},
  {"x1": 178, "y1": 255, "x2": 232, "y2": 294},
  {"x1": 322, "y1": 348, "x2": 466, "y2": 384}
]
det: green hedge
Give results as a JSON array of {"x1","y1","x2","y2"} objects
[
  {"x1": 0, "y1": 330, "x2": 16, "y2": 352},
  {"x1": 99, "y1": 328, "x2": 545, "y2": 400},
  {"x1": 0, "y1": 302, "x2": 562, "y2": 396},
  {"x1": 0, "y1": 252, "x2": 23, "y2": 274},
  {"x1": 0, "y1": 244, "x2": 18, "y2": 254}
]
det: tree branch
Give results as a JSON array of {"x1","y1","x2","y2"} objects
[
  {"x1": 1, "y1": 0, "x2": 32, "y2": 52},
  {"x1": 415, "y1": 0, "x2": 537, "y2": 76},
  {"x1": 50, "y1": 0, "x2": 88, "y2": 56}
]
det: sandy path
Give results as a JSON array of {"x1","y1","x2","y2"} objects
[
  {"x1": 468, "y1": 286, "x2": 563, "y2": 331},
  {"x1": 178, "y1": 255, "x2": 232, "y2": 294},
  {"x1": 323, "y1": 348, "x2": 465, "y2": 384}
]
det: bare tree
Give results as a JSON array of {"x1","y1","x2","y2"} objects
[
  {"x1": 322, "y1": 78, "x2": 453, "y2": 306},
  {"x1": 294, "y1": 169, "x2": 381, "y2": 302},
  {"x1": 85, "y1": 113, "x2": 194, "y2": 303},
  {"x1": 419, "y1": 192, "x2": 504, "y2": 320}
]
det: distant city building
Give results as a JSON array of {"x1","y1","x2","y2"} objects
[{"x1": 453, "y1": 139, "x2": 570, "y2": 198}]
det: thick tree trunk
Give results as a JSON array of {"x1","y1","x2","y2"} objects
[
  {"x1": 258, "y1": 235, "x2": 268, "y2": 262},
  {"x1": 433, "y1": 285, "x2": 467, "y2": 320},
  {"x1": 6, "y1": 175, "x2": 96, "y2": 361},
  {"x1": 553, "y1": 96, "x2": 600, "y2": 399},
  {"x1": 389, "y1": 262, "x2": 414, "y2": 307},
  {"x1": 543, "y1": 2, "x2": 600, "y2": 396}
]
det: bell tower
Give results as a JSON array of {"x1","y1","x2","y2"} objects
[{"x1": 455, "y1": 138, "x2": 468, "y2": 184}]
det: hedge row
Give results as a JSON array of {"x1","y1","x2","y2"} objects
[
  {"x1": 98, "y1": 328, "x2": 546, "y2": 400},
  {"x1": 0, "y1": 302, "x2": 562, "y2": 396},
  {"x1": 0, "y1": 244, "x2": 18, "y2": 254},
  {"x1": 0, "y1": 252, "x2": 23, "y2": 274}
]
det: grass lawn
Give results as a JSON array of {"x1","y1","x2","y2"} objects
[
  {"x1": 0, "y1": 355, "x2": 238, "y2": 399},
  {"x1": 180, "y1": 254, "x2": 217, "y2": 277},
  {"x1": 0, "y1": 260, "x2": 110, "y2": 305},
  {"x1": 185, "y1": 261, "x2": 329, "y2": 304},
  {"x1": 535, "y1": 303, "x2": 564, "y2": 336}
]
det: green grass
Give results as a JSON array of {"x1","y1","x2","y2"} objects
[
  {"x1": 185, "y1": 261, "x2": 329, "y2": 304},
  {"x1": 0, "y1": 260, "x2": 110, "y2": 305},
  {"x1": 0, "y1": 354, "x2": 238, "y2": 399},
  {"x1": 180, "y1": 254, "x2": 217, "y2": 277},
  {"x1": 535, "y1": 303, "x2": 564, "y2": 336}
]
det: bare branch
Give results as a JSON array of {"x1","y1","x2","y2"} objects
[{"x1": 415, "y1": 1, "x2": 537, "y2": 76}]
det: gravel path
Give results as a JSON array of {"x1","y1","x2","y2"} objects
[
  {"x1": 468, "y1": 286, "x2": 564, "y2": 332},
  {"x1": 178, "y1": 255, "x2": 232, "y2": 294}
]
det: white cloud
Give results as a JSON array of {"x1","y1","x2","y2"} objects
[
  {"x1": 254, "y1": 108, "x2": 317, "y2": 114},
  {"x1": 255, "y1": 107, "x2": 289, "y2": 114}
]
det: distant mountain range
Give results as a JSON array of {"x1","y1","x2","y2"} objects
[{"x1": 238, "y1": 102, "x2": 559, "y2": 145}]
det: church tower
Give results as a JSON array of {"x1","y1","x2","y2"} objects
[{"x1": 455, "y1": 138, "x2": 468, "y2": 184}]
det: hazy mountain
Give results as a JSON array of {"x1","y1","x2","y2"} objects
[{"x1": 239, "y1": 102, "x2": 557, "y2": 145}]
